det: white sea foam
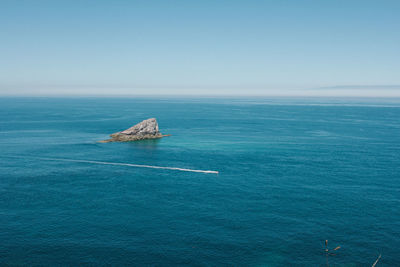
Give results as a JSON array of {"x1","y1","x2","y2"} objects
[{"x1": 6, "y1": 156, "x2": 219, "y2": 174}]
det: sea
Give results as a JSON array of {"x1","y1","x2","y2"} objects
[{"x1": 0, "y1": 97, "x2": 399, "y2": 266}]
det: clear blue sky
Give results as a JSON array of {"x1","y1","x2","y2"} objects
[{"x1": 1, "y1": 0, "x2": 399, "y2": 96}]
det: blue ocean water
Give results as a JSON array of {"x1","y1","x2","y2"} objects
[{"x1": 0, "y1": 97, "x2": 399, "y2": 266}]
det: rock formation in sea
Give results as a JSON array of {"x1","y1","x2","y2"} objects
[{"x1": 101, "y1": 118, "x2": 165, "y2": 143}]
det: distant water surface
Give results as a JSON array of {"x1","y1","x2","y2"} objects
[{"x1": 0, "y1": 97, "x2": 399, "y2": 266}]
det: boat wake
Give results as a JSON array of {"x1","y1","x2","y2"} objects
[{"x1": 4, "y1": 155, "x2": 219, "y2": 174}]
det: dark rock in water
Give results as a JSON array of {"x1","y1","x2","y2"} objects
[{"x1": 101, "y1": 118, "x2": 164, "y2": 143}]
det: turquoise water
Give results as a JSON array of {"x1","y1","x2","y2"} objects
[{"x1": 0, "y1": 97, "x2": 399, "y2": 266}]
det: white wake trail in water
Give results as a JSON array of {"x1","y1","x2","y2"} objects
[{"x1": 8, "y1": 156, "x2": 219, "y2": 174}]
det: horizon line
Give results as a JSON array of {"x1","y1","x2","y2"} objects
[{"x1": 1, "y1": 93, "x2": 400, "y2": 99}]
